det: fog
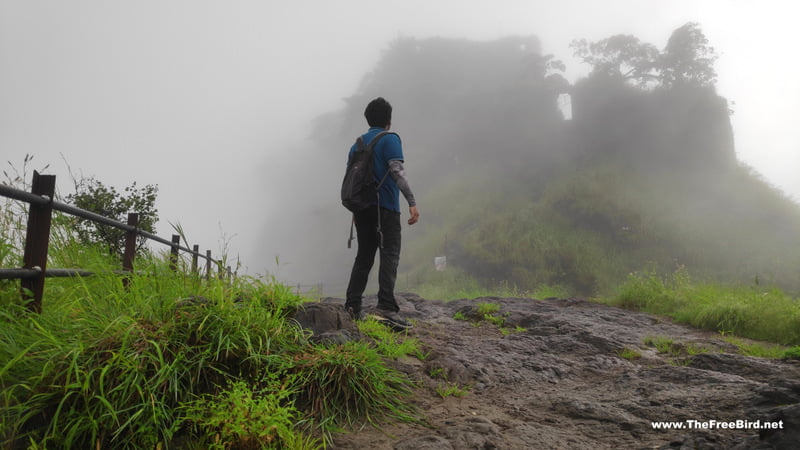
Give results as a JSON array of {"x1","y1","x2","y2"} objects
[{"x1": 1, "y1": 1, "x2": 798, "y2": 286}]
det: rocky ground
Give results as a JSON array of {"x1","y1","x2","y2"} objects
[{"x1": 295, "y1": 294, "x2": 800, "y2": 449}]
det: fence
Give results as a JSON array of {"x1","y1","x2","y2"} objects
[{"x1": 0, "y1": 170, "x2": 231, "y2": 313}]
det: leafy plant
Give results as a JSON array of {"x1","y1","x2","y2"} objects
[
  {"x1": 182, "y1": 379, "x2": 320, "y2": 449},
  {"x1": 66, "y1": 176, "x2": 159, "y2": 258}
]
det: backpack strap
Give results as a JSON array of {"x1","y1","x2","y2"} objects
[
  {"x1": 367, "y1": 131, "x2": 398, "y2": 249},
  {"x1": 367, "y1": 131, "x2": 398, "y2": 188}
]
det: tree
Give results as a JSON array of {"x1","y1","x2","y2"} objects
[
  {"x1": 570, "y1": 35, "x2": 660, "y2": 87},
  {"x1": 67, "y1": 177, "x2": 158, "y2": 258},
  {"x1": 659, "y1": 22, "x2": 718, "y2": 87},
  {"x1": 572, "y1": 23, "x2": 718, "y2": 89}
]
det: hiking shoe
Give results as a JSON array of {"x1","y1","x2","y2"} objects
[
  {"x1": 368, "y1": 309, "x2": 412, "y2": 331},
  {"x1": 346, "y1": 306, "x2": 365, "y2": 321}
]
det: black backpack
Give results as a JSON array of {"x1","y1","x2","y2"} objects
[{"x1": 341, "y1": 131, "x2": 397, "y2": 213}]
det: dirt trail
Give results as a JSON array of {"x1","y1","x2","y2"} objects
[{"x1": 309, "y1": 294, "x2": 800, "y2": 449}]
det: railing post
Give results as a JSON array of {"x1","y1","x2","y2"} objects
[
  {"x1": 170, "y1": 234, "x2": 180, "y2": 272},
  {"x1": 191, "y1": 244, "x2": 199, "y2": 275},
  {"x1": 122, "y1": 213, "x2": 139, "y2": 288},
  {"x1": 205, "y1": 250, "x2": 212, "y2": 280},
  {"x1": 21, "y1": 171, "x2": 56, "y2": 313}
]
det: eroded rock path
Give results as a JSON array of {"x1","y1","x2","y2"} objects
[{"x1": 314, "y1": 294, "x2": 800, "y2": 449}]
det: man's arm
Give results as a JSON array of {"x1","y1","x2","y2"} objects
[{"x1": 388, "y1": 160, "x2": 419, "y2": 225}]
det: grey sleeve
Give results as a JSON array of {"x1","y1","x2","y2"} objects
[{"x1": 388, "y1": 160, "x2": 416, "y2": 207}]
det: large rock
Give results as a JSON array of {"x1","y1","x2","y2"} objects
[{"x1": 292, "y1": 302, "x2": 361, "y2": 344}]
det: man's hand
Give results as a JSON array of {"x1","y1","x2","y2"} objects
[{"x1": 408, "y1": 206, "x2": 419, "y2": 225}]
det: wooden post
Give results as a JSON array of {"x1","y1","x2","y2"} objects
[
  {"x1": 122, "y1": 213, "x2": 139, "y2": 288},
  {"x1": 169, "y1": 234, "x2": 180, "y2": 272},
  {"x1": 191, "y1": 244, "x2": 199, "y2": 275},
  {"x1": 205, "y1": 250, "x2": 212, "y2": 280},
  {"x1": 21, "y1": 171, "x2": 56, "y2": 313}
]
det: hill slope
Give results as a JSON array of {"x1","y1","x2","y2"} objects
[{"x1": 257, "y1": 34, "x2": 800, "y2": 296}]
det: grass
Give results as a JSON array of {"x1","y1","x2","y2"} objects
[
  {"x1": 500, "y1": 326, "x2": 527, "y2": 336},
  {"x1": 643, "y1": 335, "x2": 678, "y2": 356},
  {"x1": 435, "y1": 383, "x2": 470, "y2": 399},
  {"x1": 618, "y1": 347, "x2": 642, "y2": 360},
  {"x1": 282, "y1": 340, "x2": 418, "y2": 437},
  {"x1": 357, "y1": 317, "x2": 424, "y2": 359},
  {"x1": 0, "y1": 213, "x2": 418, "y2": 448},
  {"x1": 722, "y1": 335, "x2": 788, "y2": 359},
  {"x1": 411, "y1": 268, "x2": 532, "y2": 301},
  {"x1": 608, "y1": 267, "x2": 800, "y2": 346},
  {"x1": 476, "y1": 302, "x2": 501, "y2": 316},
  {"x1": 452, "y1": 301, "x2": 509, "y2": 329}
]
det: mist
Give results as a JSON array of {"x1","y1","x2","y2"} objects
[{"x1": 2, "y1": 1, "x2": 798, "y2": 291}]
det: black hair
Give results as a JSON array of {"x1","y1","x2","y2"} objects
[{"x1": 364, "y1": 97, "x2": 392, "y2": 128}]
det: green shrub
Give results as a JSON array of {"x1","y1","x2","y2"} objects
[{"x1": 182, "y1": 379, "x2": 320, "y2": 449}]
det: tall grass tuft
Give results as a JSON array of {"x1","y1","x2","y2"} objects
[{"x1": 283, "y1": 340, "x2": 418, "y2": 436}]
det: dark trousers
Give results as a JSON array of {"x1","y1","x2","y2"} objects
[{"x1": 346, "y1": 207, "x2": 402, "y2": 313}]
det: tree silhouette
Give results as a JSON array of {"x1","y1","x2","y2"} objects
[
  {"x1": 572, "y1": 23, "x2": 718, "y2": 89},
  {"x1": 570, "y1": 35, "x2": 660, "y2": 87},
  {"x1": 659, "y1": 22, "x2": 718, "y2": 87}
]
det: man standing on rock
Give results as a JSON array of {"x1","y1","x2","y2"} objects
[{"x1": 345, "y1": 97, "x2": 419, "y2": 330}]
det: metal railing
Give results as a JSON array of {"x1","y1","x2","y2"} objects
[{"x1": 0, "y1": 171, "x2": 231, "y2": 313}]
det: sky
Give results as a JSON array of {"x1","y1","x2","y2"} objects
[{"x1": 1, "y1": 0, "x2": 798, "y2": 278}]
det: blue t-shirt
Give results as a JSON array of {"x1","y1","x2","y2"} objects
[{"x1": 348, "y1": 127, "x2": 404, "y2": 212}]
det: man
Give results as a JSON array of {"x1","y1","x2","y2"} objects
[{"x1": 345, "y1": 97, "x2": 419, "y2": 329}]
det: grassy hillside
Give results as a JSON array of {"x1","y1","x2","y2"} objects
[
  {"x1": 0, "y1": 190, "x2": 421, "y2": 447},
  {"x1": 403, "y1": 157, "x2": 800, "y2": 297}
]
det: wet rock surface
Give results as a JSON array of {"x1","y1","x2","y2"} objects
[{"x1": 308, "y1": 294, "x2": 800, "y2": 449}]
